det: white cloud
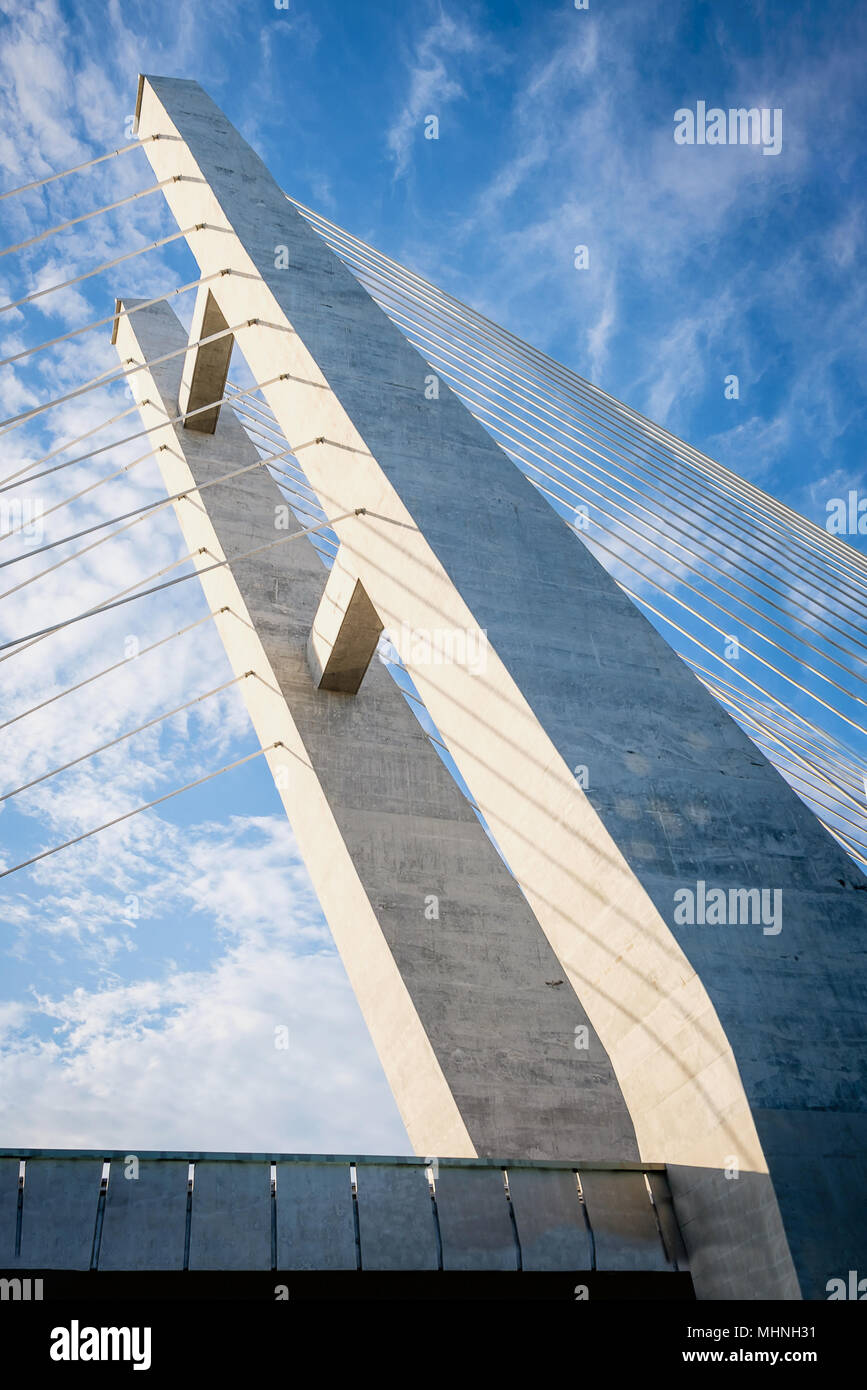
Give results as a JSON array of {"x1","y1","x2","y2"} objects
[
  {"x1": 0, "y1": 818, "x2": 408, "y2": 1151},
  {"x1": 386, "y1": 11, "x2": 497, "y2": 178}
]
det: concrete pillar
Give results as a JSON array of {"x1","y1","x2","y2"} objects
[
  {"x1": 119, "y1": 74, "x2": 867, "y2": 1299},
  {"x1": 113, "y1": 297, "x2": 640, "y2": 1167}
]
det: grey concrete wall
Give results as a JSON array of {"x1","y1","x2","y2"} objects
[{"x1": 123, "y1": 75, "x2": 867, "y2": 1300}]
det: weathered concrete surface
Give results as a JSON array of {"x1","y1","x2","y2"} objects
[
  {"x1": 125, "y1": 75, "x2": 867, "y2": 1299},
  {"x1": 188, "y1": 1161, "x2": 271, "y2": 1270},
  {"x1": 579, "y1": 1170, "x2": 671, "y2": 1272},
  {"x1": 275, "y1": 1161, "x2": 356, "y2": 1269},
  {"x1": 11, "y1": 1158, "x2": 101, "y2": 1270},
  {"x1": 354, "y1": 1163, "x2": 437, "y2": 1270},
  {"x1": 114, "y1": 298, "x2": 639, "y2": 1166},
  {"x1": 434, "y1": 1167, "x2": 517, "y2": 1270},
  {"x1": 506, "y1": 1167, "x2": 593, "y2": 1271},
  {"x1": 99, "y1": 1160, "x2": 188, "y2": 1271}
]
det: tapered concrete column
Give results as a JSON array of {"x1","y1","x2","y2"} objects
[{"x1": 123, "y1": 74, "x2": 867, "y2": 1299}]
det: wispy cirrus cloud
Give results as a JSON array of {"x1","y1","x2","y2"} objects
[{"x1": 386, "y1": 9, "x2": 498, "y2": 179}]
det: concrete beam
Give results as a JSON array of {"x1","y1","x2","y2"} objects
[
  {"x1": 178, "y1": 285, "x2": 233, "y2": 433},
  {"x1": 307, "y1": 549, "x2": 383, "y2": 693}
]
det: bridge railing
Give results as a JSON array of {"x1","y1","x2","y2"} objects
[{"x1": 0, "y1": 1151, "x2": 688, "y2": 1274}]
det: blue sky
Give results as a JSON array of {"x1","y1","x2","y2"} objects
[{"x1": 0, "y1": 0, "x2": 864, "y2": 1154}]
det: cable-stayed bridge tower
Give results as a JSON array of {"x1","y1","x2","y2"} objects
[
  {"x1": 103, "y1": 74, "x2": 867, "y2": 1301},
  {"x1": 1, "y1": 74, "x2": 864, "y2": 1301}
]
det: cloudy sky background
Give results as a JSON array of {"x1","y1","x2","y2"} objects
[{"x1": 0, "y1": 0, "x2": 864, "y2": 1153}]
